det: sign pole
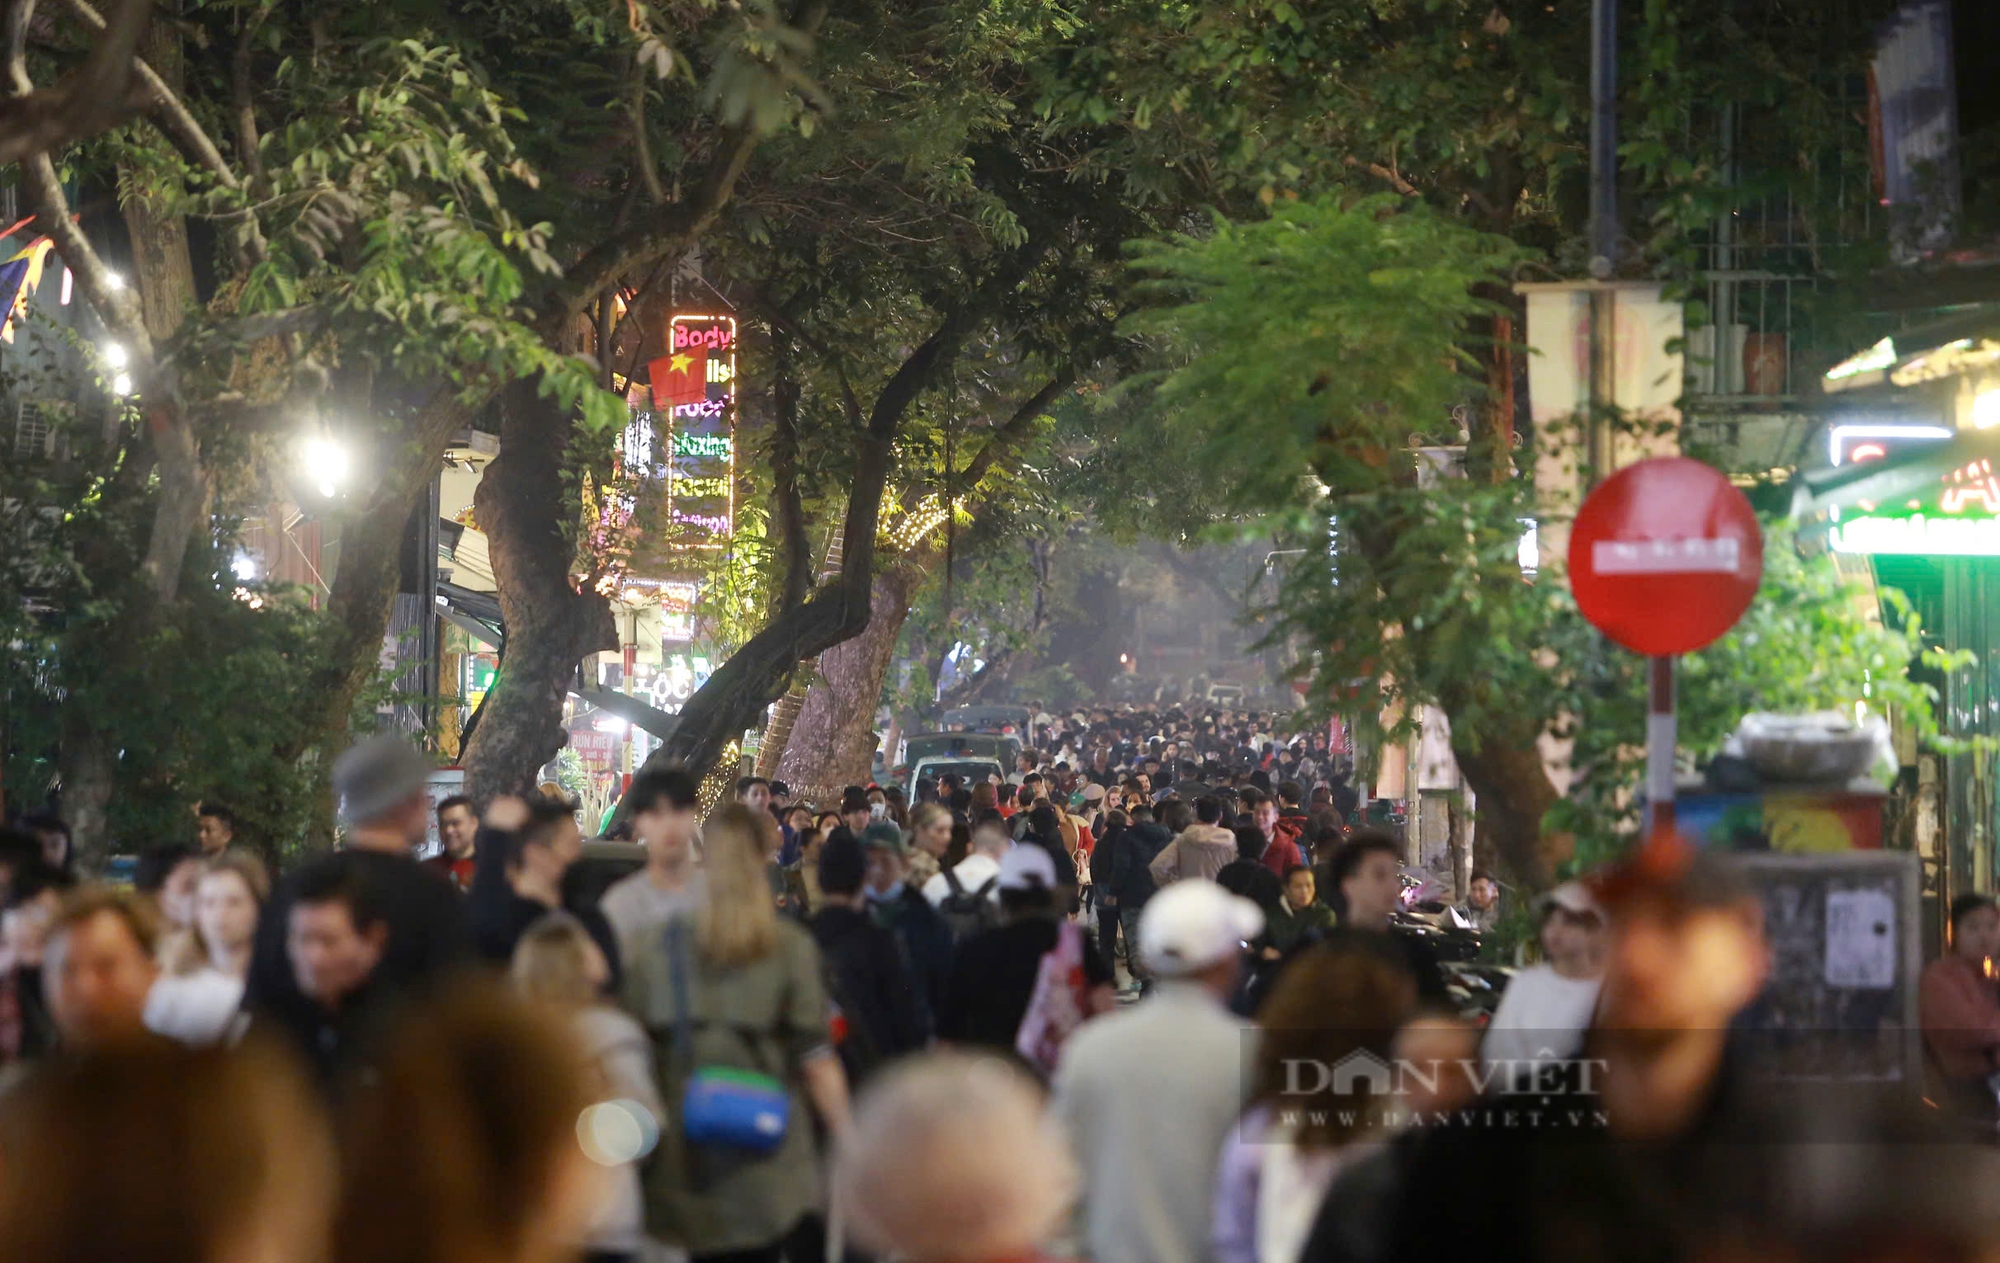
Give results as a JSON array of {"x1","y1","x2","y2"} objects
[{"x1": 1645, "y1": 656, "x2": 1676, "y2": 834}]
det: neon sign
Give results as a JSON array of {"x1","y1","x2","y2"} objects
[
  {"x1": 646, "y1": 314, "x2": 738, "y2": 549},
  {"x1": 1825, "y1": 423, "x2": 2000, "y2": 556}
]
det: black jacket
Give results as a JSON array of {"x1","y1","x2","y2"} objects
[
  {"x1": 242, "y1": 848, "x2": 470, "y2": 1078},
  {"x1": 1111, "y1": 822, "x2": 1174, "y2": 906},
  {"x1": 811, "y1": 904, "x2": 928, "y2": 1079},
  {"x1": 869, "y1": 885, "x2": 955, "y2": 1028}
]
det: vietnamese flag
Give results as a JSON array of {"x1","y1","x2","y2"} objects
[{"x1": 649, "y1": 346, "x2": 708, "y2": 411}]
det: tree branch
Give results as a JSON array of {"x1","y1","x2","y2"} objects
[
  {"x1": 0, "y1": 0, "x2": 148, "y2": 164},
  {"x1": 60, "y1": 0, "x2": 236, "y2": 190},
  {"x1": 231, "y1": 0, "x2": 273, "y2": 190},
  {"x1": 769, "y1": 331, "x2": 811, "y2": 613},
  {"x1": 952, "y1": 368, "x2": 1074, "y2": 493},
  {"x1": 1345, "y1": 155, "x2": 1419, "y2": 197},
  {"x1": 536, "y1": 0, "x2": 830, "y2": 334}
]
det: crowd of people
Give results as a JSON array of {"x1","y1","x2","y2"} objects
[{"x1": 2, "y1": 701, "x2": 2000, "y2": 1263}]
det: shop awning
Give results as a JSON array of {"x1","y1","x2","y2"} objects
[
  {"x1": 437, "y1": 581, "x2": 502, "y2": 648},
  {"x1": 1824, "y1": 308, "x2": 2000, "y2": 394},
  {"x1": 572, "y1": 689, "x2": 681, "y2": 741}
]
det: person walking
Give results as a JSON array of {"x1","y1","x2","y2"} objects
[
  {"x1": 862, "y1": 823, "x2": 955, "y2": 1025},
  {"x1": 620, "y1": 805, "x2": 851, "y2": 1263},
  {"x1": 469, "y1": 795, "x2": 619, "y2": 980},
  {"x1": 512, "y1": 914, "x2": 666, "y2": 1263},
  {"x1": 811, "y1": 832, "x2": 928, "y2": 1084},
  {"x1": 1481, "y1": 881, "x2": 1607, "y2": 1085},
  {"x1": 599, "y1": 767, "x2": 705, "y2": 954},
  {"x1": 937, "y1": 846, "x2": 1115, "y2": 1058},
  {"x1": 1051, "y1": 880, "x2": 1263, "y2": 1263},
  {"x1": 243, "y1": 737, "x2": 468, "y2": 1050},
  {"x1": 1148, "y1": 797, "x2": 1237, "y2": 887}
]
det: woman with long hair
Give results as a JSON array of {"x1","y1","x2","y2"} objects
[
  {"x1": 1212, "y1": 944, "x2": 1419, "y2": 1263},
  {"x1": 514, "y1": 914, "x2": 664, "y2": 1263},
  {"x1": 905, "y1": 802, "x2": 952, "y2": 889},
  {"x1": 621, "y1": 804, "x2": 851, "y2": 1263},
  {"x1": 146, "y1": 853, "x2": 269, "y2": 1046},
  {"x1": 336, "y1": 984, "x2": 605, "y2": 1263}
]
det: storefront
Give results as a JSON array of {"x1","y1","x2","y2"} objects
[{"x1": 1815, "y1": 310, "x2": 2000, "y2": 944}]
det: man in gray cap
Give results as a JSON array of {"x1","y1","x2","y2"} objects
[{"x1": 241, "y1": 736, "x2": 468, "y2": 1074}]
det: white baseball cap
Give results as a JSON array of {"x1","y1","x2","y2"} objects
[
  {"x1": 1139, "y1": 880, "x2": 1265, "y2": 977},
  {"x1": 997, "y1": 844, "x2": 1059, "y2": 892}
]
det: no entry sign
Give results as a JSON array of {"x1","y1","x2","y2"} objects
[{"x1": 1568, "y1": 457, "x2": 1763, "y2": 656}]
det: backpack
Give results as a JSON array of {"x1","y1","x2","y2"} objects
[{"x1": 938, "y1": 865, "x2": 1000, "y2": 942}]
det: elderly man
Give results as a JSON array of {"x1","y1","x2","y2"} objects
[
  {"x1": 241, "y1": 736, "x2": 467, "y2": 1064},
  {"x1": 1052, "y1": 881, "x2": 1262, "y2": 1263}
]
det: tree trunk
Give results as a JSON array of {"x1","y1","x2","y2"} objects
[
  {"x1": 58, "y1": 714, "x2": 115, "y2": 873},
  {"x1": 1449, "y1": 722, "x2": 1564, "y2": 889},
  {"x1": 460, "y1": 381, "x2": 618, "y2": 805},
  {"x1": 777, "y1": 567, "x2": 916, "y2": 796},
  {"x1": 120, "y1": 14, "x2": 207, "y2": 606}
]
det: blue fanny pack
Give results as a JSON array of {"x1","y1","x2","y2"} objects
[{"x1": 666, "y1": 924, "x2": 792, "y2": 1155}]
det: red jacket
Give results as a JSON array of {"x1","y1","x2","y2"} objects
[
  {"x1": 1258, "y1": 830, "x2": 1304, "y2": 879},
  {"x1": 1920, "y1": 954, "x2": 2000, "y2": 1080}
]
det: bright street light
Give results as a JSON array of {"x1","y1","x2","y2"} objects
[
  {"x1": 302, "y1": 435, "x2": 350, "y2": 498},
  {"x1": 102, "y1": 342, "x2": 127, "y2": 369},
  {"x1": 104, "y1": 271, "x2": 125, "y2": 290},
  {"x1": 110, "y1": 373, "x2": 132, "y2": 396}
]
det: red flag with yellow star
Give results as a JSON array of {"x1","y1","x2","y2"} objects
[{"x1": 649, "y1": 346, "x2": 707, "y2": 411}]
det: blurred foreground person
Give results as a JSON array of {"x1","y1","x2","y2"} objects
[
  {"x1": 336, "y1": 984, "x2": 606, "y2": 1263},
  {"x1": 512, "y1": 914, "x2": 664, "y2": 1263},
  {"x1": 1214, "y1": 944, "x2": 1419, "y2": 1263},
  {"x1": 1920, "y1": 892, "x2": 2000, "y2": 1128},
  {"x1": 1381, "y1": 836, "x2": 1778, "y2": 1263},
  {"x1": 1480, "y1": 881, "x2": 1606, "y2": 1083},
  {"x1": 0, "y1": 863, "x2": 70, "y2": 1066},
  {"x1": 1323, "y1": 832, "x2": 1447, "y2": 1004},
  {"x1": 834, "y1": 1051, "x2": 1074, "y2": 1263},
  {"x1": 621, "y1": 804, "x2": 851, "y2": 1263},
  {"x1": 244, "y1": 737, "x2": 466, "y2": 1054},
  {"x1": 1052, "y1": 880, "x2": 1262, "y2": 1263},
  {"x1": 0, "y1": 1038, "x2": 334, "y2": 1263},
  {"x1": 45, "y1": 887, "x2": 162, "y2": 1050},
  {"x1": 273, "y1": 862, "x2": 390, "y2": 1083},
  {"x1": 148, "y1": 853, "x2": 268, "y2": 1046}
]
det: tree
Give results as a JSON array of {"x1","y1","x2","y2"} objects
[
  {"x1": 1, "y1": 0, "x2": 822, "y2": 846},
  {"x1": 1105, "y1": 195, "x2": 1947, "y2": 885}
]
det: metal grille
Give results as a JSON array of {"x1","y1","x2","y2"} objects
[{"x1": 12, "y1": 401, "x2": 51, "y2": 460}]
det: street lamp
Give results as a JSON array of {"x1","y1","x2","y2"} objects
[{"x1": 301, "y1": 434, "x2": 350, "y2": 499}]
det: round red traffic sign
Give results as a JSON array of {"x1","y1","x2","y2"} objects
[{"x1": 1567, "y1": 457, "x2": 1763, "y2": 656}]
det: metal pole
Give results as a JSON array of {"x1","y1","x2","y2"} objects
[
  {"x1": 1585, "y1": 0, "x2": 1618, "y2": 487},
  {"x1": 1646, "y1": 656, "x2": 1677, "y2": 835},
  {"x1": 1589, "y1": 0, "x2": 1618, "y2": 279}
]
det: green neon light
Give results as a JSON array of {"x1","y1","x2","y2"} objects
[{"x1": 1831, "y1": 513, "x2": 2000, "y2": 556}]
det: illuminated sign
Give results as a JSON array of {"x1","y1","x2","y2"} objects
[
  {"x1": 661, "y1": 580, "x2": 698, "y2": 642},
  {"x1": 1826, "y1": 423, "x2": 2000, "y2": 555},
  {"x1": 647, "y1": 314, "x2": 737, "y2": 548},
  {"x1": 1833, "y1": 514, "x2": 2000, "y2": 555}
]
